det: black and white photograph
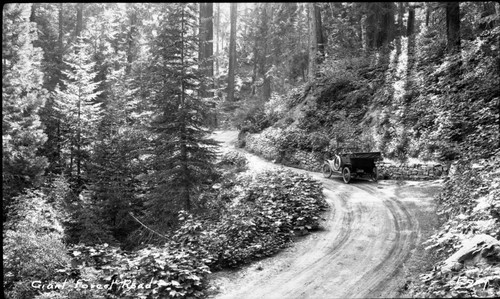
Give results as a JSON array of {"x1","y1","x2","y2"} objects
[{"x1": 3, "y1": 2, "x2": 500, "y2": 298}]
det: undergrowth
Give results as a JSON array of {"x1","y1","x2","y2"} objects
[
  {"x1": 4, "y1": 163, "x2": 327, "y2": 299},
  {"x1": 403, "y1": 151, "x2": 500, "y2": 298}
]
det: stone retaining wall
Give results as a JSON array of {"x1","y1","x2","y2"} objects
[
  {"x1": 376, "y1": 162, "x2": 449, "y2": 180},
  {"x1": 243, "y1": 132, "x2": 449, "y2": 180}
]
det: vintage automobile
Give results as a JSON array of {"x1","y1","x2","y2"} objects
[{"x1": 322, "y1": 148, "x2": 382, "y2": 183}]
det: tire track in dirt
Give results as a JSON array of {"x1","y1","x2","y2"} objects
[
  {"x1": 275, "y1": 189, "x2": 362, "y2": 299},
  {"x1": 343, "y1": 184, "x2": 420, "y2": 298},
  {"x1": 210, "y1": 131, "x2": 436, "y2": 299},
  {"x1": 281, "y1": 180, "x2": 403, "y2": 299}
]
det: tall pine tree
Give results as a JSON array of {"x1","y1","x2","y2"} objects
[
  {"x1": 90, "y1": 65, "x2": 146, "y2": 245},
  {"x1": 144, "y1": 3, "x2": 219, "y2": 232},
  {"x1": 53, "y1": 37, "x2": 103, "y2": 190},
  {"x1": 2, "y1": 3, "x2": 48, "y2": 217}
]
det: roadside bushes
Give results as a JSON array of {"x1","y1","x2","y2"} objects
[
  {"x1": 178, "y1": 169, "x2": 328, "y2": 269},
  {"x1": 276, "y1": 129, "x2": 330, "y2": 153},
  {"x1": 28, "y1": 242, "x2": 212, "y2": 299},
  {"x1": 249, "y1": 126, "x2": 331, "y2": 154},
  {"x1": 404, "y1": 151, "x2": 500, "y2": 298},
  {"x1": 235, "y1": 85, "x2": 307, "y2": 136},
  {"x1": 203, "y1": 169, "x2": 328, "y2": 268},
  {"x1": 17, "y1": 168, "x2": 327, "y2": 299},
  {"x1": 430, "y1": 152, "x2": 500, "y2": 249},
  {"x1": 216, "y1": 150, "x2": 248, "y2": 173},
  {"x1": 3, "y1": 189, "x2": 71, "y2": 299}
]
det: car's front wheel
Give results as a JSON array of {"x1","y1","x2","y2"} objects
[{"x1": 322, "y1": 162, "x2": 332, "y2": 178}]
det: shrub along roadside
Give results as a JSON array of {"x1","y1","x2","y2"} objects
[
  {"x1": 186, "y1": 169, "x2": 328, "y2": 269},
  {"x1": 3, "y1": 189, "x2": 71, "y2": 299},
  {"x1": 403, "y1": 151, "x2": 500, "y2": 298},
  {"x1": 21, "y1": 169, "x2": 327, "y2": 299}
]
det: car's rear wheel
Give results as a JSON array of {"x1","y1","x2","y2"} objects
[
  {"x1": 342, "y1": 167, "x2": 351, "y2": 184},
  {"x1": 371, "y1": 167, "x2": 378, "y2": 182}
]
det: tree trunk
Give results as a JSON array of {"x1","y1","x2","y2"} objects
[
  {"x1": 59, "y1": 4, "x2": 63, "y2": 51},
  {"x1": 260, "y1": 4, "x2": 271, "y2": 100},
  {"x1": 364, "y1": 3, "x2": 380, "y2": 50},
  {"x1": 76, "y1": 3, "x2": 83, "y2": 37},
  {"x1": 29, "y1": 3, "x2": 36, "y2": 23},
  {"x1": 126, "y1": 4, "x2": 137, "y2": 75},
  {"x1": 199, "y1": 3, "x2": 205, "y2": 66},
  {"x1": 180, "y1": 8, "x2": 190, "y2": 211},
  {"x1": 69, "y1": 149, "x2": 73, "y2": 178},
  {"x1": 314, "y1": 3, "x2": 325, "y2": 63},
  {"x1": 446, "y1": 2, "x2": 460, "y2": 53},
  {"x1": 251, "y1": 26, "x2": 258, "y2": 95},
  {"x1": 381, "y1": 2, "x2": 395, "y2": 49},
  {"x1": 406, "y1": 4, "x2": 417, "y2": 92},
  {"x1": 199, "y1": 3, "x2": 214, "y2": 98},
  {"x1": 407, "y1": 5, "x2": 415, "y2": 36},
  {"x1": 361, "y1": 14, "x2": 368, "y2": 52},
  {"x1": 77, "y1": 99, "x2": 81, "y2": 183},
  {"x1": 227, "y1": 3, "x2": 237, "y2": 102},
  {"x1": 308, "y1": 3, "x2": 324, "y2": 80},
  {"x1": 398, "y1": 2, "x2": 405, "y2": 35},
  {"x1": 425, "y1": 3, "x2": 431, "y2": 27},
  {"x1": 215, "y1": 3, "x2": 220, "y2": 84},
  {"x1": 394, "y1": 2, "x2": 404, "y2": 55}
]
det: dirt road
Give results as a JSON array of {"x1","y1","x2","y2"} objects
[{"x1": 209, "y1": 130, "x2": 441, "y2": 299}]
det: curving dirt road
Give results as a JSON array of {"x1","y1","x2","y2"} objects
[{"x1": 209, "y1": 131, "x2": 441, "y2": 299}]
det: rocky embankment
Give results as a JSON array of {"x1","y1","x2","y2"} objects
[{"x1": 243, "y1": 131, "x2": 449, "y2": 180}]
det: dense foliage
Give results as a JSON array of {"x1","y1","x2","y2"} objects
[
  {"x1": 234, "y1": 3, "x2": 499, "y2": 298},
  {"x1": 241, "y1": 5, "x2": 499, "y2": 164},
  {"x1": 5, "y1": 166, "x2": 326, "y2": 299},
  {"x1": 141, "y1": 3, "x2": 219, "y2": 234},
  {"x1": 3, "y1": 2, "x2": 499, "y2": 299},
  {"x1": 216, "y1": 150, "x2": 248, "y2": 174},
  {"x1": 373, "y1": 24, "x2": 500, "y2": 162},
  {"x1": 404, "y1": 151, "x2": 500, "y2": 298},
  {"x1": 53, "y1": 37, "x2": 103, "y2": 188},
  {"x1": 200, "y1": 169, "x2": 328, "y2": 268},
  {"x1": 3, "y1": 189, "x2": 70, "y2": 299},
  {"x1": 2, "y1": 4, "x2": 48, "y2": 217}
]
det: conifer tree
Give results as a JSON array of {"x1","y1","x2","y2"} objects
[
  {"x1": 227, "y1": 3, "x2": 237, "y2": 101},
  {"x1": 145, "y1": 3, "x2": 219, "y2": 231},
  {"x1": 53, "y1": 37, "x2": 103, "y2": 189},
  {"x1": 2, "y1": 3, "x2": 48, "y2": 216},
  {"x1": 90, "y1": 65, "x2": 145, "y2": 243}
]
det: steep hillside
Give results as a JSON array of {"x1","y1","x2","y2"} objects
[
  {"x1": 238, "y1": 27, "x2": 499, "y2": 164},
  {"x1": 236, "y1": 23, "x2": 500, "y2": 299}
]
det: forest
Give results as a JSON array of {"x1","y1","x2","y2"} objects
[{"x1": 2, "y1": 2, "x2": 499, "y2": 299}]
